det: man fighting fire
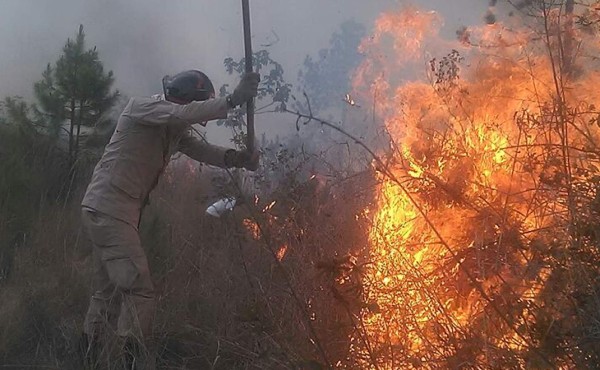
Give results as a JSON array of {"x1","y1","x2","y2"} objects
[{"x1": 80, "y1": 70, "x2": 260, "y2": 368}]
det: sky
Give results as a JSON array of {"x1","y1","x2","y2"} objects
[{"x1": 0, "y1": 0, "x2": 495, "y2": 144}]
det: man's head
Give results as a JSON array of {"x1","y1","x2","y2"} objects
[{"x1": 162, "y1": 70, "x2": 215, "y2": 105}]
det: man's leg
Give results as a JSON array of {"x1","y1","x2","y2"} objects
[
  {"x1": 82, "y1": 209, "x2": 123, "y2": 368},
  {"x1": 110, "y1": 252, "x2": 155, "y2": 370},
  {"x1": 110, "y1": 253, "x2": 155, "y2": 339},
  {"x1": 83, "y1": 245, "x2": 122, "y2": 336},
  {"x1": 81, "y1": 209, "x2": 156, "y2": 369}
]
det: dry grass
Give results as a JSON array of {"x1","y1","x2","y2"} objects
[{"x1": 0, "y1": 154, "x2": 370, "y2": 369}]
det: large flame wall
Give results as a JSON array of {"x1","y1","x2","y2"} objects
[{"x1": 348, "y1": 4, "x2": 600, "y2": 369}]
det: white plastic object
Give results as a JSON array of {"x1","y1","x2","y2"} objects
[{"x1": 205, "y1": 197, "x2": 237, "y2": 218}]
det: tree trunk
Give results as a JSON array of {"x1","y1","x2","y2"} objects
[
  {"x1": 68, "y1": 98, "x2": 75, "y2": 165},
  {"x1": 74, "y1": 100, "x2": 84, "y2": 164}
]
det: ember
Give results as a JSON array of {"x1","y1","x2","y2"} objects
[
  {"x1": 276, "y1": 243, "x2": 288, "y2": 261},
  {"x1": 243, "y1": 218, "x2": 261, "y2": 240}
]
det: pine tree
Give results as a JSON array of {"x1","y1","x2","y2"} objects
[
  {"x1": 34, "y1": 25, "x2": 119, "y2": 166},
  {"x1": 33, "y1": 64, "x2": 66, "y2": 138}
]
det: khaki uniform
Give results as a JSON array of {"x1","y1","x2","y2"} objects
[{"x1": 81, "y1": 96, "x2": 230, "y2": 340}]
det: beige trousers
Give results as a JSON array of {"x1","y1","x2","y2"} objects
[{"x1": 82, "y1": 208, "x2": 155, "y2": 339}]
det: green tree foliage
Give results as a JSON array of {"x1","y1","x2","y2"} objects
[
  {"x1": 0, "y1": 98, "x2": 66, "y2": 279},
  {"x1": 33, "y1": 64, "x2": 65, "y2": 138},
  {"x1": 223, "y1": 49, "x2": 292, "y2": 107},
  {"x1": 219, "y1": 49, "x2": 293, "y2": 147},
  {"x1": 34, "y1": 24, "x2": 119, "y2": 165},
  {"x1": 298, "y1": 20, "x2": 366, "y2": 114},
  {"x1": 0, "y1": 25, "x2": 119, "y2": 280}
]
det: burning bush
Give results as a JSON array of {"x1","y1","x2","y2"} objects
[{"x1": 341, "y1": 2, "x2": 600, "y2": 369}]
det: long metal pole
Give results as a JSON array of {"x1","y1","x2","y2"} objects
[{"x1": 242, "y1": 0, "x2": 255, "y2": 153}]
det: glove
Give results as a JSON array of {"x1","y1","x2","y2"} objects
[
  {"x1": 224, "y1": 148, "x2": 260, "y2": 171},
  {"x1": 230, "y1": 72, "x2": 260, "y2": 107}
]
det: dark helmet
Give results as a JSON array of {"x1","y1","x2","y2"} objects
[{"x1": 162, "y1": 70, "x2": 215, "y2": 103}]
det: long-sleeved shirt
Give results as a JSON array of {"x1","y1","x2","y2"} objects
[{"x1": 82, "y1": 95, "x2": 231, "y2": 228}]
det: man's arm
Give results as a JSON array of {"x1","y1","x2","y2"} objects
[
  {"x1": 177, "y1": 131, "x2": 231, "y2": 168},
  {"x1": 177, "y1": 131, "x2": 260, "y2": 170},
  {"x1": 124, "y1": 97, "x2": 229, "y2": 127},
  {"x1": 125, "y1": 72, "x2": 259, "y2": 127},
  {"x1": 170, "y1": 98, "x2": 229, "y2": 125},
  {"x1": 167, "y1": 72, "x2": 259, "y2": 125}
]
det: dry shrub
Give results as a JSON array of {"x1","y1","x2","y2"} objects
[
  {"x1": 0, "y1": 197, "x2": 90, "y2": 368},
  {"x1": 107, "y1": 151, "x2": 373, "y2": 369},
  {"x1": 0, "y1": 134, "x2": 371, "y2": 369}
]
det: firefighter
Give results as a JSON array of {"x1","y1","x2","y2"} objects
[{"x1": 80, "y1": 70, "x2": 260, "y2": 368}]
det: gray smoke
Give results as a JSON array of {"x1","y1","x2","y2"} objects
[{"x1": 0, "y1": 0, "x2": 492, "y2": 144}]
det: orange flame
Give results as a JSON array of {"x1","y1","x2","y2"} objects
[
  {"x1": 276, "y1": 244, "x2": 288, "y2": 262},
  {"x1": 243, "y1": 218, "x2": 261, "y2": 240},
  {"x1": 347, "y1": 4, "x2": 600, "y2": 369}
]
